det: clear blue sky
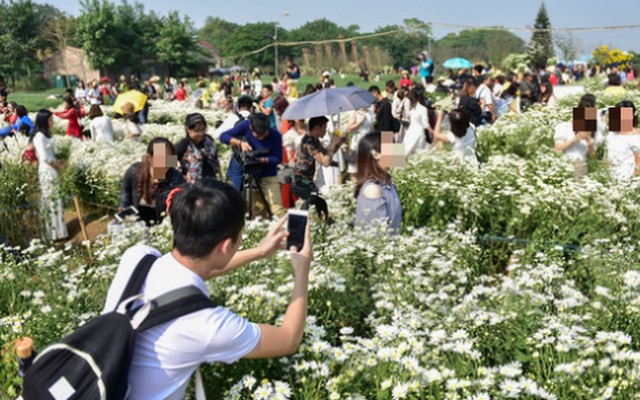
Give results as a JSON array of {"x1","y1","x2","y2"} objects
[{"x1": 36, "y1": 0, "x2": 640, "y2": 54}]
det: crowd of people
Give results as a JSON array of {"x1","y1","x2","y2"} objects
[{"x1": 5, "y1": 51, "x2": 640, "y2": 398}]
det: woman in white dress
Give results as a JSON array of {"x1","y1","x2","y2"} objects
[
  {"x1": 432, "y1": 109, "x2": 478, "y2": 167},
  {"x1": 345, "y1": 107, "x2": 372, "y2": 174},
  {"x1": 32, "y1": 109, "x2": 68, "y2": 241},
  {"x1": 403, "y1": 88, "x2": 432, "y2": 157},
  {"x1": 606, "y1": 100, "x2": 640, "y2": 182}
]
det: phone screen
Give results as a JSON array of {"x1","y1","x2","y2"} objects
[
  {"x1": 116, "y1": 206, "x2": 139, "y2": 222},
  {"x1": 287, "y1": 212, "x2": 307, "y2": 250}
]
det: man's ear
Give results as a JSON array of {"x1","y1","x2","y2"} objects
[{"x1": 218, "y1": 237, "x2": 235, "y2": 257}]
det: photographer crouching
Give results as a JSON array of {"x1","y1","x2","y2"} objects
[{"x1": 220, "y1": 113, "x2": 285, "y2": 218}]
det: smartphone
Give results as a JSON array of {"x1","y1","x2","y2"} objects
[
  {"x1": 287, "y1": 209, "x2": 308, "y2": 251},
  {"x1": 115, "y1": 206, "x2": 139, "y2": 222}
]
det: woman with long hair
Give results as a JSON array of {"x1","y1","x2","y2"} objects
[
  {"x1": 540, "y1": 81, "x2": 557, "y2": 108},
  {"x1": 54, "y1": 96, "x2": 82, "y2": 139},
  {"x1": 88, "y1": 104, "x2": 114, "y2": 142},
  {"x1": 403, "y1": 87, "x2": 431, "y2": 156},
  {"x1": 119, "y1": 137, "x2": 185, "y2": 225},
  {"x1": 175, "y1": 113, "x2": 221, "y2": 183},
  {"x1": 32, "y1": 109, "x2": 68, "y2": 241},
  {"x1": 354, "y1": 131, "x2": 402, "y2": 233}
]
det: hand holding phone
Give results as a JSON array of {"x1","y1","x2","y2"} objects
[{"x1": 287, "y1": 209, "x2": 308, "y2": 251}]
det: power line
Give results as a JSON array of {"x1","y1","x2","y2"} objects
[
  {"x1": 428, "y1": 21, "x2": 640, "y2": 33},
  {"x1": 224, "y1": 21, "x2": 640, "y2": 60}
]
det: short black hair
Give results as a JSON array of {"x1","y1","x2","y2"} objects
[
  {"x1": 15, "y1": 105, "x2": 27, "y2": 118},
  {"x1": 608, "y1": 73, "x2": 621, "y2": 86},
  {"x1": 249, "y1": 112, "x2": 270, "y2": 135},
  {"x1": 170, "y1": 179, "x2": 246, "y2": 258},
  {"x1": 368, "y1": 85, "x2": 381, "y2": 94},
  {"x1": 449, "y1": 109, "x2": 470, "y2": 138},
  {"x1": 473, "y1": 65, "x2": 484, "y2": 74},
  {"x1": 263, "y1": 83, "x2": 273, "y2": 92},
  {"x1": 237, "y1": 96, "x2": 253, "y2": 110},
  {"x1": 309, "y1": 116, "x2": 328, "y2": 131},
  {"x1": 185, "y1": 113, "x2": 207, "y2": 131}
]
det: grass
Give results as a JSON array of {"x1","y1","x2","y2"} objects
[{"x1": 9, "y1": 89, "x2": 66, "y2": 112}]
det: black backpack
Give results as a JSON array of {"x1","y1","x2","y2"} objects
[{"x1": 22, "y1": 254, "x2": 216, "y2": 400}]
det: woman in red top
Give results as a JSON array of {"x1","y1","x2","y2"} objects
[
  {"x1": 399, "y1": 70, "x2": 413, "y2": 90},
  {"x1": 54, "y1": 96, "x2": 82, "y2": 139},
  {"x1": 174, "y1": 82, "x2": 187, "y2": 101}
]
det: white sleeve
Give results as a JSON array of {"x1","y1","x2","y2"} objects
[
  {"x1": 554, "y1": 123, "x2": 571, "y2": 144},
  {"x1": 90, "y1": 120, "x2": 97, "y2": 142},
  {"x1": 33, "y1": 134, "x2": 54, "y2": 163},
  {"x1": 202, "y1": 309, "x2": 261, "y2": 363},
  {"x1": 213, "y1": 115, "x2": 239, "y2": 140},
  {"x1": 421, "y1": 107, "x2": 429, "y2": 129},
  {"x1": 631, "y1": 136, "x2": 640, "y2": 154},
  {"x1": 446, "y1": 131, "x2": 457, "y2": 144}
]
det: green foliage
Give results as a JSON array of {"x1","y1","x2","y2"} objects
[
  {"x1": 527, "y1": 2, "x2": 554, "y2": 69},
  {"x1": 156, "y1": 11, "x2": 196, "y2": 76},
  {"x1": 75, "y1": 0, "x2": 119, "y2": 72},
  {"x1": 199, "y1": 16, "x2": 239, "y2": 55},
  {"x1": 436, "y1": 29, "x2": 525, "y2": 67},
  {"x1": 366, "y1": 19, "x2": 431, "y2": 69},
  {"x1": 222, "y1": 22, "x2": 279, "y2": 68},
  {"x1": 0, "y1": 0, "x2": 52, "y2": 83}
]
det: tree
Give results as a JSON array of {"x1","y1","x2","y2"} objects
[
  {"x1": 222, "y1": 22, "x2": 279, "y2": 69},
  {"x1": 0, "y1": 0, "x2": 47, "y2": 83},
  {"x1": 75, "y1": 0, "x2": 120, "y2": 73},
  {"x1": 39, "y1": 14, "x2": 76, "y2": 86},
  {"x1": 435, "y1": 29, "x2": 524, "y2": 67},
  {"x1": 527, "y1": 2, "x2": 554, "y2": 69},
  {"x1": 369, "y1": 19, "x2": 431, "y2": 69},
  {"x1": 592, "y1": 45, "x2": 634, "y2": 69},
  {"x1": 199, "y1": 17, "x2": 238, "y2": 54},
  {"x1": 554, "y1": 32, "x2": 580, "y2": 63},
  {"x1": 156, "y1": 11, "x2": 196, "y2": 76}
]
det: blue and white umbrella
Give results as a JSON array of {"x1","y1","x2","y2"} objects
[
  {"x1": 442, "y1": 58, "x2": 473, "y2": 69},
  {"x1": 282, "y1": 86, "x2": 375, "y2": 120}
]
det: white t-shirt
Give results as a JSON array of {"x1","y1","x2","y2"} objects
[
  {"x1": 475, "y1": 83, "x2": 494, "y2": 112},
  {"x1": 213, "y1": 110, "x2": 251, "y2": 140},
  {"x1": 554, "y1": 121, "x2": 604, "y2": 163},
  {"x1": 103, "y1": 245, "x2": 261, "y2": 400},
  {"x1": 89, "y1": 115, "x2": 114, "y2": 143},
  {"x1": 446, "y1": 127, "x2": 478, "y2": 166},
  {"x1": 606, "y1": 132, "x2": 640, "y2": 182}
]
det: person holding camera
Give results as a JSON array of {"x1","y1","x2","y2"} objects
[
  {"x1": 103, "y1": 179, "x2": 313, "y2": 399},
  {"x1": 291, "y1": 116, "x2": 341, "y2": 200},
  {"x1": 220, "y1": 113, "x2": 285, "y2": 217}
]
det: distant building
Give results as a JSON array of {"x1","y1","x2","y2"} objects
[{"x1": 42, "y1": 46, "x2": 100, "y2": 84}]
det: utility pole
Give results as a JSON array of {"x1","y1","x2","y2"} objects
[{"x1": 274, "y1": 11, "x2": 290, "y2": 77}]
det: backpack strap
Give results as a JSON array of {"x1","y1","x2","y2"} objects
[
  {"x1": 135, "y1": 286, "x2": 216, "y2": 332},
  {"x1": 118, "y1": 253, "x2": 159, "y2": 305}
]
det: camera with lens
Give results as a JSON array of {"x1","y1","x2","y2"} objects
[{"x1": 233, "y1": 146, "x2": 271, "y2": 175}]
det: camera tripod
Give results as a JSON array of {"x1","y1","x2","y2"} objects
[{"x1": 240, "y1": 171, "x2": 273, "y2": 220}]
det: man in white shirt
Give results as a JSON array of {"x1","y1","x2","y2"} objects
[
  {"x1": 213, "y1": 96, "x2": 253, "y2": 140},
  {"x1": 475, "y1": 75, "x2": 496, "y2": 124},
  {"x1": 103, "y1": 179, "x2": 312, "y2": 399}
]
